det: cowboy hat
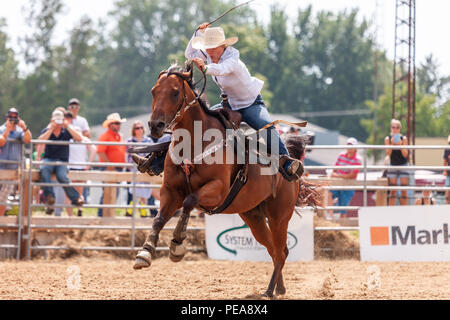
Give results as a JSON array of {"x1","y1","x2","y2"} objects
[
  {"x1": 102, "y1": 113, "x2": 127, "y2": 128},
  {"x1": 192, "y1": 27, "x2": 238, "y2": 50}
]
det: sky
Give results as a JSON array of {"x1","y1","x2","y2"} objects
[{"x1": 1, "y1": 0, "x2": 449, "y2": 76}]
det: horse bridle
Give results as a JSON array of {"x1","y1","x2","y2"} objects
[{"x1": 158, "y1": 67, "x2": 207, "y2": 131}]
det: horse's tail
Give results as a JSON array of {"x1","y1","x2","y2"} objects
[
  {"x1": 297, "y1": 178, "x2": 323, "y2": 208},
  {"x1": 281, "y1": 133, "x2": 323, "y2": 208}
]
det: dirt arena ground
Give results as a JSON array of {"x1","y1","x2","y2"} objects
[{"x1": 1, "y1": 255, "x2": 449, "y2": 300}]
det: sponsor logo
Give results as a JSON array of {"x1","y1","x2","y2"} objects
[
  {"x1": 370, "y1": 224, "x2": 450, "y2": 246},
  {"x1": 216, "y1": 224, "x2": 298, "y2": 255}
]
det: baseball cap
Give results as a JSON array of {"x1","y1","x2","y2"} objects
[
  {"x1": 347, "y1": 137, "x2": 357, "y2": 145},
  {"x1": 6, "y1": 107, "x2": 19, "y2": 117},
  {"x1": 68, "y1": 98, "x2": 80, "y2": 106}
]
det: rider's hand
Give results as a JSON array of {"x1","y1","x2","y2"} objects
[
  {"x1": 197, "y1": 22, "x2": 210, "y2": 31},
  {"x1": 192, "y1": 57, "x2": 206, "y2": 72}
]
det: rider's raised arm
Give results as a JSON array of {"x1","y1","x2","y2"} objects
[{"x1": 185, "y1": 30, "x2": 207, "y2": 60}]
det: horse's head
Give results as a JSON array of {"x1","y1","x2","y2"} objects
[{"x1": 149, "y1": 61, "x2": 194, "y2": 138}]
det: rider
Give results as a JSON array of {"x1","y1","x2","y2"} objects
[{"x1": 133, "y1": 23, "x2": 303, "y2": 180}]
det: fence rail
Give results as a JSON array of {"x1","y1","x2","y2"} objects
[{"x1": 1, "y1": 140, "x2": 449, "y2": 260}]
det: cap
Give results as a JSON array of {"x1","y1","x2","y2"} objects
[
  {"x1": 347, "y1": 137, "x2": 357, "y2": 145},
  {"x1": 6, "y1": 108, "x2": 19, "y2": 116},
  {"x1": 68, "y1": 98, "x2": 80, "y2": 106}
]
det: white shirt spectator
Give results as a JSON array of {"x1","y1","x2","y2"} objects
[
  {"x1": 72, "y1": 115, "x2": 90, "y2": 135},
  {"x1": 69, "y1": 133, "x2": 96, "y2": 170}
]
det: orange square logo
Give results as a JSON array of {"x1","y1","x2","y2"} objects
[{"x1": 370, "y1": 227, "x2": 390, "y2": 246}]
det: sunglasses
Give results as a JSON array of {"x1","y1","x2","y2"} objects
[
  {"x1": 134, "y1": 127, "x2": 144, "y2": 130},
  {"x1": 111, "y1": 122, "x2": 121, "y2": 125}
]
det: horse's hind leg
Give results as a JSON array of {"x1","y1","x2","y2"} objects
[
  {"x1": 134, "y1": 187, "x2": 183, "y2": 270},
  {"x1": 263, "y1": 201, "x2": 294, "y2": 298}
]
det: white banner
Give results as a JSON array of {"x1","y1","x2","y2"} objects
[
  {"x1": 205, "y1": 209, "x2": 314, "y2": 262},
  {"x1": 359, "y1": 205, "x2": 450, "y2": 262}
]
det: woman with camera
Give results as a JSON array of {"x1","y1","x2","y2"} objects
[
  {"x1": 0, "y1": 108, "x2": 32, "y2": 216},
  {"x1": 385, "y1": 119, "x2": 410, "y2": 205}
]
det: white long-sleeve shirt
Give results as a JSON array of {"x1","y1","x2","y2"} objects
[{"x1": 185, "y1": 31, "x2": 264, "y2": 110}]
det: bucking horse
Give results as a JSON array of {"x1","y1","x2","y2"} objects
[{"x1": 132, "y1": 61, "x2": 320, "y2": 298}]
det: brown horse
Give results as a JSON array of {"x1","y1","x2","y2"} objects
[{"x1": 133, "y1": 61, "x2": 319, "y2": 298}]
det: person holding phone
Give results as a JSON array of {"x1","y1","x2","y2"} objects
[
  {"x1": 38, "y1": 109, "x2": 84, "y2": 215},
  {"x1": 385, "y1": 119, "x2": 410, "y2": 205},
  {"x1": 0, "y1": 108, "x2": 32, "y2": 216}
]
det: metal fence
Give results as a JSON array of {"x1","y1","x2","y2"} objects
[{"x1": 1, "y1": 138, "x2": 449, "y2": 259}]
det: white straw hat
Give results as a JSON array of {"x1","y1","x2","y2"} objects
[
  {"x1": 192, "y1": 27, "x2": 238, "y2": 50},
  {"x1": 102, "y1": 113, "x2": 127, "y2": 128}
]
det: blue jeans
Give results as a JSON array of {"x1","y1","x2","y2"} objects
[
  {"x1": 237, "y1": 95, "x2": 290, "y2": 157},
  {"x1": 40, "y1": 158, "x2": 80, "y2": 203},
  {"x1": 330, "y1": 190, "x2": 355, "y2": 214}
]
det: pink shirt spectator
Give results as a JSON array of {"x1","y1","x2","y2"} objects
[{"x1": 334, "y1": 151, "x2": 362, "y2": 178}]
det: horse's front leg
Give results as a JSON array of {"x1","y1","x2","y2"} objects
[
  {"x1": 134, "y1": 187, "x2": 184, "y2": 270},
  {"x1": 169, "y1": 179, "x2": 224, "y2": 262}
]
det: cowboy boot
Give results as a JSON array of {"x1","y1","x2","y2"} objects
[
  {"x1": 280, "y1": 156, "x2": 304, "y2": 182},
  {"x1": 287, "y1": 159, "x2": 304, "y2": 177},
  {"x1": 131, "y1": 154, "x2": 157, "y2": 176}
]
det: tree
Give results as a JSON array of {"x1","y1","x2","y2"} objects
[
  {"x1": 53, "y1": 16, "x2": 97, "y2": 106},
  {"x1": 16, "y1": 0, "x2": 64, "y2": 133},
  {"x1": 417, "y1": 54, "x2": 450, "y2": 101},
  {"x1": 0, "y1": 18, "x2": 19, "y2": 117}
]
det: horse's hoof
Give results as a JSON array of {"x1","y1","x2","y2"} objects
[
  {"x1": 169, "y1": 240, "x2": 186, "y2": 263},
  {"x1": 276, "y1": 287, "x2": 286, "y2": 296},
  {"x1": 261, "y1": 291, "x2": 274, "y2": 299},
  {"x1": 133, "y1": 251, "x2": 152, "y2": 270}
]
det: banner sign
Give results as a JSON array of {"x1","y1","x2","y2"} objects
[
  {"x1": 205, "y1": 209, "x2": 314, "y2": 262},
  {"x1": 359, "y1": 205, "x2": 450, "y2": 262}
]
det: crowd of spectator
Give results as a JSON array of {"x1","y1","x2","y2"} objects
[{"x1": 0, "y1": 108, "x2": 449, "y2": 217}]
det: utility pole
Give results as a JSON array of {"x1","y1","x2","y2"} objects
[{"x1": 392, "y1": 0, "x2": 416, "y2": 164}]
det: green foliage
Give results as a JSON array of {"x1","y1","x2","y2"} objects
[
  {"x1": 0, "y1": 19, "x2": 19, "y2": 116},
  {"x1": 0, "y1": 0, "x2": 448, "y2": 144}
]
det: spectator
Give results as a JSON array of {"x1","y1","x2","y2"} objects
[
  {"x1": 0, "y1": 108, "x2": 32, "y2": 216},
  {"x1": 328, "y1": 137, "x2": 362, "y2": 218},
  {"x1": 444, "y1": 135, "x2": 450, "y2": 204},
  {"x1": 385, "y1": 119, "x2": 409, "y2": 205},
  {"x1": 126, "y1": 120, "x2": 159, "y2": 218},
  {"x1": 67, "y1": 98, "x2": 91, "y2": 138},
  {"x1": 64, "y1": 111, "x2": 97, "y2": 217},
  {"x1": 38, "y1": 109, "x2": 84, "y2": 215},
  {"x1": 96, "y1": 113, "x2": 127, "y2": 217},
  {"x1": 414, "y1": 189, "x2": 436, "y2": 206}
]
